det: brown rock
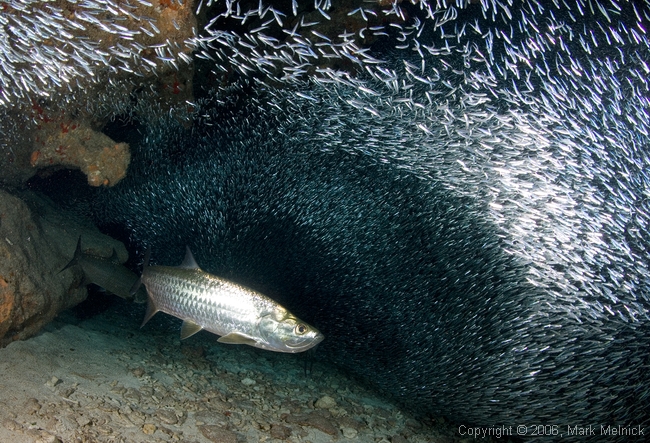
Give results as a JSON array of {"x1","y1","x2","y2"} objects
[
  {"x1": 21, "y1": 398, "x2": 41, "y2": 415},
  {"x1": 142, "y1": 423, "x2": 156, "y2": 435},
  {"x1": 0, "y1": 278, "x2": 14, "y2": 339},
  {"x1": 198, "y1": 425, "x2": 238, "y2": 443},
  {"x1": 30, "y1": 121, "x2": 131, "y2": 187},
  {"x1": 314, "y1": 395, "x2": 337, "y2": 409},
  {"x1": 270, "y1": 424, "x2": 292, "y2": 440}
]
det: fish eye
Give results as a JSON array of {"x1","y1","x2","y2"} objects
[{"x1": 294, "y1": 324, "x2": 308, "y2": 335}]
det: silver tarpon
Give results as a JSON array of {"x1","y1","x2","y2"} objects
[{"x1": 131, "y1": 247, "x2": 324, "y2": 353}]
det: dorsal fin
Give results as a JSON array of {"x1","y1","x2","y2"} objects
[{"x1": 180, "y1": 246, "x2": 200, "y2": 270}]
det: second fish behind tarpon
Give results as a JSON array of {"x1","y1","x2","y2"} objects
[{"x1": 131, "y1": 247, "x2": 324, "y2": 353}]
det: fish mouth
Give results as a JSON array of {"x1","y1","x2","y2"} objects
[{"x1": 285, "y1": 332, "x2": 325, "y2": 352}]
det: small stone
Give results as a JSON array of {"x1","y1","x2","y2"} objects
[
  {"x1": 270, "y1": 424, "x2": 291, "y2": 439},
  {"x1": 131, "y1": 367, "x2": 145, "y2": 377},
  {"x1": 314, "y1": 395, "x2": 337, "y2": 409},
  {"x1": 76, "y1": 416, "x2": 91, "y2": 427},
  {"x1": 181, "y1": 345, "x2": 205, "y2": 359},
  {"x1": 2, "y1": 419, "x2": 21, "y2": 431},
  {"x1": 341, "y1": 427, "x2": 357, "y2": 439},
  {"x1": 60, "y1": 386, "x2": 76, "y2": 398},
  {"x1": 285, "y1": 412, "x2": 337, "y2": 436},
  {"x1": 36, "y1": 431, "x2": 60, "y2": 443},
  {"x1": 338, "y1": 416, "x2": 363, "y2": 430},
  {"x1": 139, "y1": 386, "x2": 154, "y2": 397},
  {"x1": 110, "y1": 386, "x2": 126, "y2": 395},
  {"x1": 96, "y1": 425, "x2": 113, "y2": 435},
  {"x1": 198, "y1": 425, "x2": 238, "y2": 443},
  {"x1": 156, "y1": 408, "x2": 178, "y2": 425},
  {"x1": 204, "y1": 389, "x2": 221, "y2": 399},
  {"x1": 22, "y1": 398, "x2": 41, "y2": 415},
  {"x1": 142, "y1": 423, "x2": 156, "y2": 435},
  {"x1": 195, "y1": 410, "x2": 229, "y2": 426},
  {"x1": 240, "y1": 377, "x2": 256, "y2": 386},
  {"x1": 124, "y1": 388, "x2": 141, "y2": 402},
  {"x1": 405, "y1": 418, "x2": 422, "y2": 429},
  {"x1": 128, "y1": 411, "x2": 146, "y2": 426},
  {"x1": 391, "y1": 435, "x2": 408, "y2": 443},
  {"x1": 45, "y1": 377, "x2": 61, "y2": 388}
]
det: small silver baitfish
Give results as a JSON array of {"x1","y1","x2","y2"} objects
[{"x1": 131, "y1": 247, "x2": 324, "y2": 353}]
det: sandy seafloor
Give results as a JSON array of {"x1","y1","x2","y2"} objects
[{"x1": 0, "y1": 295, "x2": 496, "y2": 443}]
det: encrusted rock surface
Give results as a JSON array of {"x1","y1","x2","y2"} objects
[{"x1": 30, "y1": 120, "x2": 131, "y2": 187}]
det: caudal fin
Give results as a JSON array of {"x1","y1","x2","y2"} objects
[{"x1": 59, "y1": 236, "x2": 82, "y2": 273}]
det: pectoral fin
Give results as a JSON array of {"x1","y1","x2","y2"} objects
[
  {"x1": 180, "y1": 320, "x2": 203, "y2": 339},
  {"x1": 217, "y1": 332, "x2": 257, "y2": 346}
]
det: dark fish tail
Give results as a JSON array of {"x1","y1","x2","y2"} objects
[{"x1": 59, "y1": 236, "x2": 83, "y2": 273}]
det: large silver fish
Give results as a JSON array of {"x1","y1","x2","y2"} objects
[{"x1": 131, "y1": 247, "x2": 324, "y2": 353}]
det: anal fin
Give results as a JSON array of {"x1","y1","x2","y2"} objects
[{"x1": 180, "y1": 320, "x2": 203, "y2": 339}]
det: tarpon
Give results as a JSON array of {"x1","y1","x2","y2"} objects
[
  {"x1": 61, "y1": 237, "x2": 147, "y2": 303},
  {"x1": 131, "y1": 247, "x2": 324, "y2": 353}
]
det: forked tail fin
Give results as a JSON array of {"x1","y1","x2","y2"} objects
[{"x1": 59, "y1": 236, "x2": 83, "y2": 273}]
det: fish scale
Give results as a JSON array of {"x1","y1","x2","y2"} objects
[{"x1": 133, "y1": 247, "x2": 324, "y2": 353}]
